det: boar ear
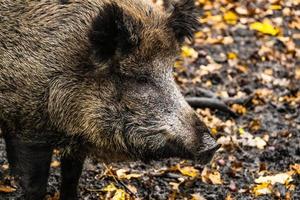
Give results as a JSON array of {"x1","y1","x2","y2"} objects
[
  {"x1": 89, "y1": 3, "x2": 141, "y2": 62},
  {"x1": 164, "y1": 0, "x2": 200, "y2": 43}
]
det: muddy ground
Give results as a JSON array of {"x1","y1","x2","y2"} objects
[{"x1": 1, "y1": 0, "x2": 299, "y2": 199}]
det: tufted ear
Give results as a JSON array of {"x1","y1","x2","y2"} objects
[
  {"x1": 89, "y1": 3, "x2": 142, "y2": 62},
  {"x1": 164, "y1": 0, "x2": 200, "y2": 43}
]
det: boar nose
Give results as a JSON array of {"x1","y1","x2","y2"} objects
[
  {"x1": 203, "y1": 143, "x2": 221, "y2": 154},
  {"x1": 197, "y1": 143, "x2": 221, "y2": 164}
]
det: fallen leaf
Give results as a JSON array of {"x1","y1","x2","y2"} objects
[
  {"x1": 102, "y1": 183, "x2": 118, "y2": 192},
  {"x1": 235, "y1": 6, "x2": 249, "y2": 15},
  {"x1": 116, "y1": 169, "x2": 142, "y2": 180},
  {"x1": 0, "y1": 185, "x2": 16, "y2": 193},
  {"x1": 201, "y1": 167, "x2": 223, "y2": 185},
  {"x1": 50, "y1": 160, "x2": 60, "y2": 168},
  {"x1": 208, "y1": 171, "x2": 222, "y2": 184},
  {"x1": 270, "y1": 5, "x2": 282, "y2": 10},
  {"x1": 191, "y1": 193, "x2": 206, "y2": 200},
  {"x1": 295, "y1": 68, "x2": 300, "y2": 80},
  {"x1": 253, "y1": 182, "x2": 272, "y2": 196},
  {"x1": 169, "y1": 182, "x2": 180, "y2": 191},
  {"x1": 177, "y1": 165, "x2": 199, "y2": 178},
  {"x1": 112, "y1": 189, "x2": 126, "y2": 200},
  {"x1": 224, "y1": 11, "x2": 238, "y2": 25},
  {"x1": 231, "y1": 104, "x2": 247, "y2": 115},
  {"x1": 181, "y1": 46, "x2": 198, "y2": 59},
  {"x1": 225, "y1": 193, "x2": 234, "y2": 200},
  {"x1": 255, "y1": 137, "x2": 267, "y2": 149},
  {"x1": 126, "y1": 184, "x2": 137, "y2": 194},
  {"x1": 46, "y1": 192, "x2": 60, "y2": 200},
  {"x1": 250, "y1": 21, "x2": 280, "y2": 36},
  {"x1": 290, "y1": 164, "x2": 300, "y2": 175},
  {"x1": 255, "y1": 173, "x2": 293, "y2": 185},
  {"x1": 227, "y1": 52, "x2": 237, "y2": 59}
]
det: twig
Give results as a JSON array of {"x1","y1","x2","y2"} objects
[
  {"x1": 223, "y1": 94, "x2": 254, "y2": 105},
  {"x1": 103, "y1": 164, "x2": 137, "y2": 198}
]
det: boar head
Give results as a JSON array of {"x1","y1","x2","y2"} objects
[{"x1": 49, "y1": 0, "x2": 219, "y2": 163}]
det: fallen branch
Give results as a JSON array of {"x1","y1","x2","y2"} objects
[
  {"x1": 223, "y1": 94, "x2": 254, "y2": 105},
  {"x1": 185, "y1": 97, "x2": 238, "y2": 117}
]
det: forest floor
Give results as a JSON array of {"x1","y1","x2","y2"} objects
[{"x1": 1, "y1": 0, "x2": 300, "y2": 199}]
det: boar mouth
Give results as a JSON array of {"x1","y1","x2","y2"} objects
[
  {"x1": 143, "y1": 142, "x2": 220, "y2": 164},
  {"x1": 139, "y1": 140, "x2": 221, "y2": 164}
]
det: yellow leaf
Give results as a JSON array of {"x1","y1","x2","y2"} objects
[
  {"x1": 102, "y1": 183, "x2": 118, "y2": 192},
  {"x1": 0, "y1": 185, "x2": 16, "y2": 193},
  {"x1": 112, "y1": 189, "x2": 126, "y2": 200},
  {"x1": 194, "y1": 31, "x2": 205, "y2": 39},
  {"x1": 270, "y1": 5, "x2": 282, "y2": 10},
  {"x1": 253, "y1": 182, "x2": 272, "y2": 196},
  {"x1": 208, "y1": 171, "x2": 222, "y2": 184},
  {"x1": 211, "y1": 127, "x2": 218, "y2": 135},
  {"x1": 227, "y1": 52, "x2": 237, "y2": 59},
  {"x1": 238, "y1": 127, "x2": 246, "y2": 135},
  {"x1": 181, "y1": 46, "x2": 198, "y2": 59},
  {"x1": 224, "y1": 11, "x2": 238, "y2": 25},
  {"x1": 177, "y1": 165, "x2": 199, "y2": 177},
  {"x1": 250, "y1": 21, "x2": 280, "y2": 36}
]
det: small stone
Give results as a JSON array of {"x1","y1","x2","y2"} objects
[
  {"x1": 217, "y1": 159, "x2": 226, "y2": 166},
  {"x1": 229, "y1": 181, "x2": 237, "y2": 192}
]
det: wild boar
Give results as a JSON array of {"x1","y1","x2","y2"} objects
[{"x1": 0, "y1": 0, "x2": 220, "y2": 199}]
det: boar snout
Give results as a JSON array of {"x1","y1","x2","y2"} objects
[
  {"x1": 196, "y1": 142, "x2": 221, "y2": 164},
  {"x1": 193, "y1": 121, "x2": 220, "y2": 164}
]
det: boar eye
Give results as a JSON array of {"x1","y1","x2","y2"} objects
[{"x1": 136, "y1": 76, "x2": 149, "y2": 84}]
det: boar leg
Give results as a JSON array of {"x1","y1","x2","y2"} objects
[
  {"x1": 60, "y1": 153, "x2": 86, "y2": 200},
  {"x1": 3, "y1": 133, "x2": 19, "y2": 175},
  {"x1": 4, "y1": 134, "x2": 53, "y2": 200}
]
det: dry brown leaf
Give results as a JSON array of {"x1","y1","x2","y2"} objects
[
  {"x1": 231, "y1": 104, "x2": 247, "y2": 115},
  {"x1": 290, "y1": 164, "x2": 300, "y2": 175},
  {"x1": 116, "y1": 169, "x2": 142, "y2": 180},
  {"x1": 0, "y1": 184, "x2": 16, "y2": 193},
  {"x1": 191, "y1": 193, "x2": 206, "y2": 200}
]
